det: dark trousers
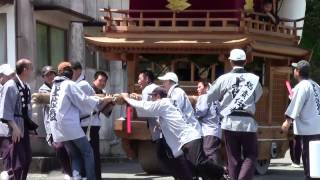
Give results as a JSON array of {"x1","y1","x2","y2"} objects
[
  {"x1": 224, "y1": 130, "x2": 257, "y2": 180},
  {"x1": 1, "y1": 130, "x2": 31, "y2": 180},
  {"x1": 289, "y1": 135, "x2": 302, "y2": 165},
  {"x1": 156, "y1": 138, "x2": 194, "y2": 179},
  {"x1": 300, "y1": 134, "x2": 320, "y2": 180},
  {"x1": 82, "y1": 126, "x2": 102, "y2": 180},
  {"x1": 181, "y1": 138, "x2": 224, "y2": 180},
  {"x1": 53, "y1": 143, "x2": 72, "y2": 176},
  {"x1": 203, "y1": 135, "x2": 221, "y2": 164}
]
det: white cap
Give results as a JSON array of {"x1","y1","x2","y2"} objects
[
  {"x1": 158, "y1": 72, "x2": 178, "y2": 83},
  {"x1": 228, "y1": 49, "x2": 246, "y2": 61},
  {"x1": 0, "y1": 64, "x2": 15, "y2": 76}
]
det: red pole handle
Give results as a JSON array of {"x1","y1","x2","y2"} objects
[
  {"x1": 126, "y1": 106, "x2": 132, "y2": 134},
  {"x1": 285, "y1": 80, "x2": 293, "y2": 97}
]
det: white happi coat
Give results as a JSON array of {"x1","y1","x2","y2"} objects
[
  {"x1": 167, "y1": 84, "x2": 202, "y2": 134},
  {"x1": 285, "y1": 79, "x2": 320, "y2": 135},
  {"x1": 140, "y1": 83, "x2": 162, "y2": 141},
  {"x1": 39, "y1": 83, "x2": 52, "y2": 139},
  {"x1": 49, "y1": 76, "x2": 100, "y2": 142},
  {"x1": 75, "y1": 73, "x2": 101, "y2": 127},
  {"x1": 195, "y1": 94, "x2": 221, "y2": 138},
  {"x1": 207, "y1": 67, "x2": 263, "y2": 132},
  {"x1": 126, "y1": 98, "x2": 202, "y2": 157}
]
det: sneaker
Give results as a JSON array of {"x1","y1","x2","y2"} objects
[
  {"x1": 291, "y1": 163, "x2": 300, "y2": 168},
  {"x1": 63, "y1": 174, "x2": 71, "y2": 180},
  {"x1": 0, "y1": 171, "x2": 9, "y2": 180}
]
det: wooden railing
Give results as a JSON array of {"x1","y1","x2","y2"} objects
[
  {"x1": 245, "y1": 12, "x2": 304, "y2": 38},
  {"x1": 100, "y1": 9, "x2": 304, "y2": 39},
  {"x1": 101, "y1": 9, "x2": 244, "y2": 32}
]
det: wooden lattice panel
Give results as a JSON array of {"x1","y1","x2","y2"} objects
[
  {"x1": 269, "y1": 67, "x2": 290, "y2": 125},
  {"x1": 255, "y1": 88, "x2": 269, "y2": 125}
]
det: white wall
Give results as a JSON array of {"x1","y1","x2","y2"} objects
[{"x1": 0, "y1": 4, "x2": 16, "y2": 68}]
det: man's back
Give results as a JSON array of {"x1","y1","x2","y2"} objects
[
  {"x1": 168, "y1": 85, "x2": 202, "y2": 133},
  {"x1": 49, "y1": 76, "x2": 99, "y2": 142},
  {"x1": 207, "y1": 69, "x2": 263, "y2": 132},
  {"x1": 286, "y1": 79, "x2": 320, "y2": 135}
]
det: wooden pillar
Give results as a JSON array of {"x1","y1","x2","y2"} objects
[
  {"x1": 191, "y1": 62, "x2": 195, "y2": 82},
  {"x1": 151, "y1": 62, "x2": 155, "y2": 72},
  {"x1": 273, "y1": 0, "x2": 277, "y2": 14},
  {"x1": 127, "y1": 54, "x2": 137, "y2": 93},
  {"x1": 170, "y1": 60, "x2": 175, "y2": 72},
  {"x1": 211, "y1": 64, "x2": 216, "y2": 81}
]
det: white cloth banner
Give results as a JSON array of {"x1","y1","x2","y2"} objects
[
  {"x1": 310, "y1": 140, "x2": 320, "y2": 178},
  {"x1": 220, "y1": 73, "x2": 259, "y2": 117}
]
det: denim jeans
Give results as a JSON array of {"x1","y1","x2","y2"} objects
[{"x1": 64, "y1": 136, "x2": 96, "y2": 180}]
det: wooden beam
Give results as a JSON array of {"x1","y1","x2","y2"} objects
[{"x1": 104, "y1": 52, "x2": 122, "y2": 61}]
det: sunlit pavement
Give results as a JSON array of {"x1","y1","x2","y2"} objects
[{"x1": 27, "y1": 150, "x2": 304, "y2": 180}]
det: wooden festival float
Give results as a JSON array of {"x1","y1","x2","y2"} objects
[{"x1": 83, "y1": 0, "x2": 310, "y2": 175}]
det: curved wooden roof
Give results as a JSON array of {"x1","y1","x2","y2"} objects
[
  {"x1": 251, "y1": 42, "x2": 309, "y2": 58},
  {"x1": 85, "y1": 33, "x2": 251, "y2": 54}
]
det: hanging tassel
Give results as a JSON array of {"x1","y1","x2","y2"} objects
[
  {"x1": 126, "y1": 106, "x2": 133, "y2": 134},
  {"x1": 86, "y1": 111, "x2": 94, "y2": 141}
]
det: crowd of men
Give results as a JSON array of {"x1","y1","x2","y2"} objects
[{"x1": 0, "y1": 48, "x2": 319, "y2": 180}]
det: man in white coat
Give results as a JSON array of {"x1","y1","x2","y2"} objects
[
  {"x1": 195, "y1": 79, "x2": 222, "y2": 164},
  {"x1": 0, "y1": 64, "x2": 15, "y2": 180},
  {"x1": 207, "y1": 49, "x2": 263, "y2": 180},
  {"x1": 71, "y1": 61, "x2": 104, "y2": 180},
  {"x1": 282, "y1": 60, "x2": 320, "y2": 180},
  {"x1": 49, "y1": 62, "x2": 113, "y2": 180},
  {"x1": 158, "y1": 72, "x2": 202, "y2": 133},
  {"x1": 38, "y1": 66, "x2": 71, "y2": 179},
  {"x1": 121, "y1": 87, "x2": 224, "y2": 180}
]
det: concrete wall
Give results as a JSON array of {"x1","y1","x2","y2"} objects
[
  {"x1": 16, "y1": 0, "x2": 130, "y2": 157},
  {"x1": 16, "y1": 0, "x2": 35, "y2": 61}
]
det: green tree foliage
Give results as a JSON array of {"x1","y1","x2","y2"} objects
[{"x1": 300, "y1": 0, "x2": 320, "y2": 82}]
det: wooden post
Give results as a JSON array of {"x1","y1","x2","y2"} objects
[
  {"x1": 293, "y1": 21, "x2": 297, "y2": 36},
  {"x1": 211, "y1": 64, "x2": 216, "y2": 81},
  {"x1": 205, "y1": 11, "x2": 210, "y2": 27},
  {"x1": 273, "y1": 0, "x2": 277, "y2": 15},
  {"x1": 151, "y1": 62, "x2": 155, "y2": 72},
  {"x1": 222, "y1": 20, "x2": 227, "y2": 27},
  {"x1": 188, "y1": 19, "x2": 192, "y2": 27},
  {"x1": 171, "y1": 60, "x2": 175, "y2": 71},
  {"x1": 268, "y1": 65, "x2": 273, "y2": 125},
  {"x1": 224, "y1": 60, "x2": 232, "y2": 73},
  {"x1": 191, "y1": 62, "x2": 195, "y2": 82},
  {"x1": 172, "y1": 12, "x2": 176, "y2": 29},
  {"x1": 139, "y1": 12, "x2": 143, "y2": 27},
  {"x1": 239, "y1": 10, "x2": 245, "y2": 32},
  {"x1": 127, "y1": 54, "x2": 137, "y2": 93}
]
